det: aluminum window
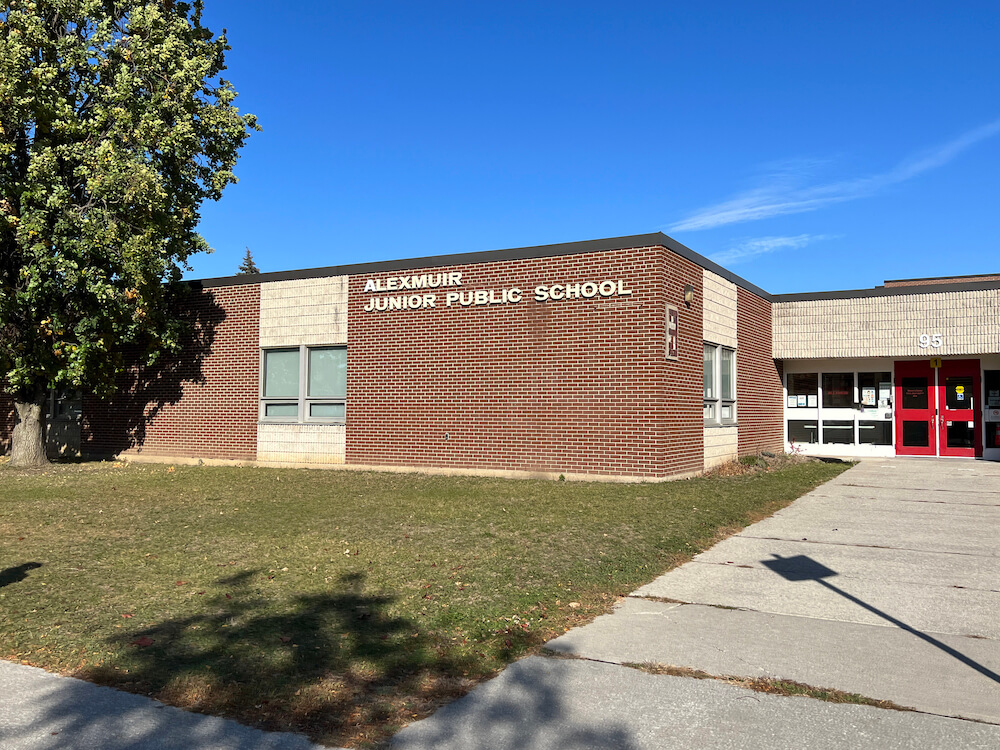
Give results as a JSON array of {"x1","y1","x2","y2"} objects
[
  {"x1": 704, "y1": 343, "x2": 736, "y2": 425},
  {"x1": 261, "y1": 346, "x2": 346, "y2": 423}
]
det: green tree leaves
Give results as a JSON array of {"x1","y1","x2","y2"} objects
[{"x1": 0, "y1": 0, "x2": 258, "y2": 462}]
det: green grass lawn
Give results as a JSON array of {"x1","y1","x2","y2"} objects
[{"x1": 0, "y1": 458, "x2": 849, "y2": 747}]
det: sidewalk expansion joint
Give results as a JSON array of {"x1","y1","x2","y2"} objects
[
  {"x1": 627, "y1": 594, "x2": 745, "y2": 611},
  {"x1": 686, "y1": 561, "x2": 1000, "y2": 596},
  {"x1": 810, "y1": 492, "x2": 1000, "y2": 508},
  {"x1": 737, "y1": 534, "x2": 998, "y2": 559},
  {"x1": 538, "y1": 650, "x2": 932, "y2": 717},
  {"x1": 839, "y1": 483, "x2": 1000, "y2": 498}
]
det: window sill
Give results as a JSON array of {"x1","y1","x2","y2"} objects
[
  {"x1": 258, "y1": 420, "x2": 346, "y2": 426},
  {"x1": 704, "y1": 422, "x2": 739, "y2": 428}
]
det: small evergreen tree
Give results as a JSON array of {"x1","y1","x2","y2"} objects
[{"x1": 237, "y1": 247, "x2": 260, "y2": 275}]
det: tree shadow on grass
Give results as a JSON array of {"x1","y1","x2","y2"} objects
[
  {"x1": 0, "y1": 562, "x2": 42, "y2": 588},
  {"x1": 76, "y1": 571, "x2": 475, "y2": 747}
]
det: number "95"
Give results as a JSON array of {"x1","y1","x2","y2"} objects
[{"x1": 918, "y1": 333, "x2": 942, "y2": 348}]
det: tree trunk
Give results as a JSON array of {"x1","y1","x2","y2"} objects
[{"x1": 11, "y1": 392, "x2": 48, "y2": 467}]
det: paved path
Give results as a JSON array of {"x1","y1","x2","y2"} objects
[
  {"x1": 0, "y1": 660, "x2": 336, "y2": 750},
  {"x1": 394, "y1": 458, "x2": 1000, "y2": 748}
]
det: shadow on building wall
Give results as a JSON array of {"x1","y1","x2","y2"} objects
[{"x1": 81, "y1": 287, "x2": 226, "y2": 458}]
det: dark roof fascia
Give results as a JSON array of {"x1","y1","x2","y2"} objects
[
  {"x1": 656, "y1": 233, "x2": 773, "y2": 300},
  {"x1": 773, "y1": 278, "x2": 1000, "y2": 302},
  {"x1": 884, "y1": 272, "x2": 1000, "y2": 284},
  {"x1": 194, "y1": 232, "x2": 774, "y2": 300}
]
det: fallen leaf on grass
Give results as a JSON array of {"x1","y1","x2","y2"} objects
[
  {"x1": 121, "y1": 613, "x2": 134, "y2": 619},
  {"x1": 279, "y1": 635, "x2": 292, "y2": 643},
  {"x1": 131, "y1": 636, "x2": 154, "y2": 647}
]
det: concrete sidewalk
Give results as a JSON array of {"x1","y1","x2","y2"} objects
[
  {"x1": 0, "y1": 660, "x2": 336, "y2": 750},
  {"x1": 546, "y1": 458, "x2": 1000, "y2": 723},
  {"x1": 394, "y1": 458, "x2": 1000, "y2": 748}
]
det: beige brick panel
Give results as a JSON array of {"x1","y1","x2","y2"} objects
[
  {"x1": 260, "y1": 276, "x2": 348, "y2": 347},
  {"x1": 703, "y1": 270, "x2": 738, "y2": 348},
  {"x1": 774, "y1": 289, "x2": 1000, "y2": 359},
  {"x1": 257, "y1": 423, "x2": 346, "y2": 464},
  {"x1": 704, "y1": 426, "x2": 738, "y2": 470}
]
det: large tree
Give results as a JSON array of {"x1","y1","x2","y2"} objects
[{"x1": 0, "y1": 0, "x2": 258, "y2": 466}]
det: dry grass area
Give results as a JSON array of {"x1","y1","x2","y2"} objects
[{"x1": 0, "y1": 457, "x2": 849, "y2": 747}]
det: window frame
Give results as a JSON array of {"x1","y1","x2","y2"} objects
[
  {"x1": 260, "y1": 345, "x2": 347, "y2": 424},
  {"x1": 703, "y1": 342, "x2": 737, "y2": 426}
]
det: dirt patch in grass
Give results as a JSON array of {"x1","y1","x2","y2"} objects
[
  {"x1": 628, "y1": 662, "x2": 914, "y2": 711},
  {"x1": 0, "y1": 458, "x2": 850, "y2": 747}
]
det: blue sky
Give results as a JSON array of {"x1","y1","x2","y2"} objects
[{"x1": 189, "y1": 1, "x2": 1000, "y2": 294}]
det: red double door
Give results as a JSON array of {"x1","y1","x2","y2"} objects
[{"x1": 895, "y1": 360, "x2": 981, "y2": 457}]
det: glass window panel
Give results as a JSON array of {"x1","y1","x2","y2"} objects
[
  {"x1": 310, "y1": 403, "x2": 346, "y2": 420},
  {"x1": 265, "y1": 403, "x2": 298, "y2": 418},
  {"x1": 787, "y1": 420, "x2": 819, "y2": 444},
  {"x1": 822, "y1": 420, "x2": 855, "y2": 444},
  {"x1": 902, "y1": 420, "x2": 929, "y2": 447},
  {"x1": 986, "y1": 371, "x2": 1000, "y2": 408},
  {"x1": 264, "y1": 349, "x2": 299, "y2": 398},
  {"x1": 988, "y1": 423, "x2": 1000, "y2": 449},
  {"x1": 945, "y1": 376, "x2": 974, "y2": 410},
  {"x1": 703, "y1": 345, "x2": 715, "y2": 399},
  {"x1": 822, "y1": 373, "x2": 854, "y2": 409},
  {"x1": 703, "y1": 401, "x2": 716, "y2": 421},
  {"x1": 308, "y1": 347, "x2": 347, "y2": 398},
  {"x1": 946, "y1": 421, "x2": 974, "y2": 449},
  {"x1": 720, "y1": 348, "x2": 734, "y2": 401},
  {"x1": 720, "y1": 403, "x2": 733, "y2": 421},
  {"x1": 901, "y1": 378, "x2": 928, "y2": 410},
  {"x1": 788, "y1": 373, "x2": 818, "y2": 397},
  {"x1": 858, "y1": 372, "x2": 891, "y2": 408},
  {"x1": 858, "y1": 420, "x2": 892, "y2": 445}
]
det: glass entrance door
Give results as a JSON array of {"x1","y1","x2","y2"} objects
[
  {"x1": 894, "y1": 359, "x2": 982, "y2": 457},
  {"x1": 895, "y1": 361, "x2": 936, "y2": 456},
  {"x1": 939, "y1": 360, "x2": 981, "y2": 458}
]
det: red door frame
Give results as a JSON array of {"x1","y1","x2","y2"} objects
[
  {"x1": 938, "y1": 359, "x2": 981, "y2": 458},
  {"x1": 895, "y1": 361, "x2": 936, "y2": 456},
  {"x1": 894, "y1": 360, "x2": 982, "y2": 457}
]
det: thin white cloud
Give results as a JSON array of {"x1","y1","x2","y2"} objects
[
  {"x1": 671, "y1": 118, "x2": 1000, "y2": 232},
  {"x1": 710, "y1": 234, "x2": 832, "y2": 266}
]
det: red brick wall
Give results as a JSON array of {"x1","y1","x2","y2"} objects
[
  {"x1": 346, "y1": 245, "x2": 705, "y2": 478},
  {"x1": 82, "y1": 285, "x2": 260, "y2": 461},
  {"x1": 736, "y1": 287, "x2": 784, "y2": 456},
  {"x1": 0, "y1": 393, "x2": 13, "y2": 455}
]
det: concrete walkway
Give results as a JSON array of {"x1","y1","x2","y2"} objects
[
  {"x1": 0, "y1": 660, "x2": 334, "y2": 750},
  {"x1": 394, "y1": 458, "x2": 1000, "y2": 748}
]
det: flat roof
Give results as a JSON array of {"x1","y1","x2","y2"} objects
[
  {"x1": 193, "y1": 232, "x2": 999, "y2": 303},
  {"x1": 195, "y1": 232, "x2": 774, "y2": 300},
  {"x1": 773, "y1": 277, "x2": 1000, "y2": 302}
]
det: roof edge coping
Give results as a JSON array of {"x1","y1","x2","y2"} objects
[{"x1": 192, "y1": 232, "x2": 774, "y2": 300}]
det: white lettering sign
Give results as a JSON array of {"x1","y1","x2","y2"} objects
[
  {"x1": 363, "y1": 272, "x2": 463, "y2": 293},
  {"x1": 363, "y1": 277, "x2": 632, "y2": 313},
  {"x1": 918, "y1": 333, "x2": 943, "y2": 349}
]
